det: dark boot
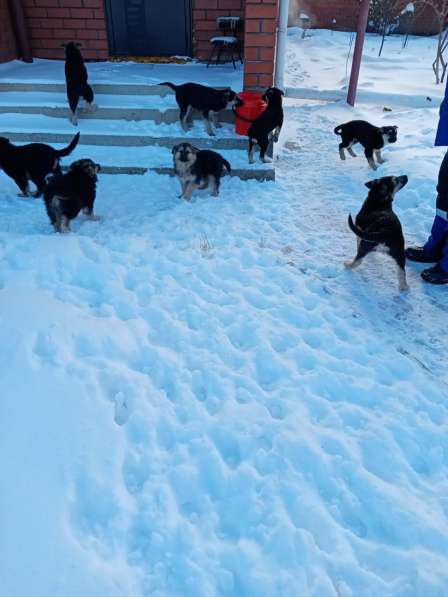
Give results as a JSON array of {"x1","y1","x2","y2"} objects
[
  {"x1": 405, "y1": 246, "x2": 441, "y2": 263},
  {"x1": 421, "y1": 264, "x2": 448, "y2": 285}
]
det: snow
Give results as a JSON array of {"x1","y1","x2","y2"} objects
[
  {"x1": 0, "y1": 58, "x2": 243, "y2": 89},
  {"x1": 1, "y1": 31, "x2": 448, "y2": 597}
]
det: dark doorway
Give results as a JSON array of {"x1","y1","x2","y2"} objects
[{"x1": 105, "y1": 0, "x2": 192, "y2": 57}]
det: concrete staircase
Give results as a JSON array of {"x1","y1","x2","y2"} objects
[{"x1": 0, "y1": 82, "x2": 274, "y2": 181}]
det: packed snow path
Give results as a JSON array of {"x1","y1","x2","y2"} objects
[{"x1": 1, "y1": 99, "x2": 448, "y2": 597}]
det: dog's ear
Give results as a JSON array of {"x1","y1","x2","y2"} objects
[
  {"x1": 279, "y1": 89, "x2": 285, "y2": 96},
  {"x1": 190, "y1": 146, "x2": 200, "y2": 154},
  {"x1": 171, "y1": 144, "x2": 179, "y2": 155},
  {"x1": 75, "y1": 42, "x2": 82, "y2": 48},
  {"x1": 365, "y1": 180, "x2": 376, "y2": 189},
  {"x1": 393, "y1": 125, "x2": 398, "y2": 131}
]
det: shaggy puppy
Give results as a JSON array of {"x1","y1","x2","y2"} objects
[
  {"x1": 247, "y1": 87, "x2": 284, "y2": 164},
  {"x1": 0, "y1": 132, "x2": 80, "y2": 197},
  {"x1": 44, "y1": 158, "x2": 100, "y2": 233},
  {"x1": 172, "y1": 142, "x2": 231, "y2": 200},
  {"x1": 345, "y1": 175, "x2": 409, "y2": 291},
  {"x1": 334, "y1": 120, "x2": 398, "y2": 170},
  {"x1": 63, "y1": 42, "x2": 95, "y2": 125},
  {"x1": 159, "y1": 82, "x2": 236, "y2": 136}
]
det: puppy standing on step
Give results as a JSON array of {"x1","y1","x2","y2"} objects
[
  {"x1": 334, "y1": 120, "x2": 398, "y2": 170},
  {"x1": 63, "y1": 42, "x2": 95, "y2": 125},
  {"x1": 0, "y1": 132, "x2": 80, "y2": 197},
  {"x1": 247, "y1": 87, "x2": 284, "y2": 164},
  {"x1": 345, "y1": 175, "x2": 409, "y2": 291},
  {"x1": 159, "y1": 82, "x2": 236, "y2": 136},
  {"x1": 172, "y1": 142, "x2": 231, "y2": 200},
  {"x1": 44, "y1": 158, "x2": 100, "y2": 233}
]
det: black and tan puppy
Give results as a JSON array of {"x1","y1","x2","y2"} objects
[
  {"x1": 248, "y1": 87, "x2": 284, "y2": 164},
  {"x1": 334, "y1": 120, "x2": 398, "y2": 170},
  {"x1": 345, "y1": 175, "x2": 409, "y2": 291},
  {"x1": 63, "y1": 42, "x2": 95, "y2": 125},
  {"x1": 159, "y1": 82, "x2": 236, "y2": 136},
  {"x1": 44, "y1": 158, "x2": 100, "y2": 233},
  {"x1": 0, "y1": 132, "x2": 80, "y2": 197},
  {"x1": 172, "y1": 142, "x2": 231, "y2": 200}
]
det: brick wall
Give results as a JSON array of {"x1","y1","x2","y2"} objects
[
  {"x1": 243, "y1": 0, "x2": 278, "y2": 90},
  {"x1": 22, "y1": 0, "x2": 109, "y2": 60},
  {"x1": 289, "y1": 0, "x2": 440, "y2": 35},
  {"x1": 0, "y1": 0, "x2": 19, "y2": 62},
  {"x1": 193, "y1": 0, "x2": 245, "y2": 61}
]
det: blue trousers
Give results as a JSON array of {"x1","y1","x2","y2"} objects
[{"x1": 424, "y1": 151, "x2": 448, "y2": 271}]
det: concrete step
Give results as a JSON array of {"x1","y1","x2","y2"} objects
[
  {"x1": 0, "y1": 82, "x2": 174, "y2": 95},
  {"x1": 53, "y1": 143, "x2": 274, "y2": 181},
  {"x1": 0, "y1": 113, "x2": 247, "y2": 150},
  {"x1": 0, "y1": 91, "x2": 235, "y2": 123}
]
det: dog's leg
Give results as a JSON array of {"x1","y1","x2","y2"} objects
[
  {"x1": 391, "y1": 248, "x2": 409, "y2": 291},
  {"x1": 14, "y1": 176, "x2": 30, "y2": 197},
  {"x1": 198, "y1": 177, "x2": 209, "y2": 190},
  {"x1": 344, "y1": 240, "x2": 374, "y2": 270},
  {"x1": 397, "y1": 266, "x2": 409, "y2": 292},
  {"x1": 347, "y1": 142, "x2": 357, "y2": 157},
  {"x1": 248, "y1": 139, "x2": 256, "y2": 164},
  {"x1": 183, "y1": 181, "x2": 198, "y2": 201},
  {"x1": 260, "y1": 139, "x2": 272, "y2": 163},
  {"x1": 211, "y1": 175, "x2": 220, "y2": 197},
  {"x1": 339, "y1": 143, "x2": 346, "y2": 161},
  {"x1": 375, "y1": 150, "x2": 386, "y2": 164},
  {"x1": 203, "y1": 110, "x2": 215, "y2": 136},
  {"x1": 211, "y1": 111, "x2": 222, "y2": 128},
  {"x1": 365, "y1": 148, "x2": 377, "y2": 170},
  {"x1": 272, "y1": 126, "x2": 281, "y2": 143},
  {"x1": 180, "y1": 104, "x2": 192, "y2": 132},
  {"x1": 59, "y1": 215, "x2": 70, "y2": 233}
]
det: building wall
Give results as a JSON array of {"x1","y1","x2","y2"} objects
[
  {"x1": 0, "y1": 0, "x2": 19, "y2": 62},
  {"x1": 193, "y1": 0, "x2": 245, "y2": 61},
  {"x1": 22, "y1": 0, "x2": 109, "y2": 60},
  {"x1": 243, "y1": 0, "x2": 278, "y2": 90}
]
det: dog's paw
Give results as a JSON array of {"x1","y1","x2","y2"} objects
[
  {"x1": 86, "y1": 214, "x2": 101, "y2": 221},
  {"x1": 399, "y1": 282, "x2": 410, "y2": 292},
  {"x1": 344, "y1": 260, "x2": 354, "y2": 269},
  {"x1": 262, "y1": 156, "x2": 273, "y2": 163}
]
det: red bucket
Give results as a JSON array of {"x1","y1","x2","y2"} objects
[{"x1": 234, "y1": 91, "x2": 267, "y2": 136}]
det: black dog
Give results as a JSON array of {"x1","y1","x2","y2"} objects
[
  {"x1": 334, "y1": 120, "x2": 398, "y2": 170},
  {"x1": 247, "y1": 87, "x2": 284, "y2": 164},
  {"x1": 0, "y1": 132, "x2": 80, "y2": 197},
  {"x1": 345, "y1": 175, "x2": 409, "y2": 291},
  {"x1": 159, "y1": 82, "x2": 236, "y2": 136},
  {"x1": 172, "y1": 142, "x2": 231, "y2": 200},
  {"x1": 63, "y1": 42, "x2": 95, "y2": 125},
  {"x1": 44, "y1": 158, "x2": 100, "y2": 232}
]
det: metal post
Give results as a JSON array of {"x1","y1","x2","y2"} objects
[
  {"x1": 274, "y1": 0, "x2": 289, "y2": 91},
  {"x1": 347, "y1": 0, "x2": 369, "y2": 106},
  {"x1": 8, "y1": 0, "x2": 33, "y2": 63}
]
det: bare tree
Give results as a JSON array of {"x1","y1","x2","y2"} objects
[
  {"x1": 419, "y1": 0, "x2": 448, "y2": 83},
  {"x1": 369, "y1": 0, "x2": 407, "y2": 56}
]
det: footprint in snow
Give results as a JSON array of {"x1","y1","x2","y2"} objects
[{"x1": 113, "y1": 391, "x2": 130, "y2": 426}]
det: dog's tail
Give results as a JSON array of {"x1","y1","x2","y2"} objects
[
  {"x1": 55, "y1": 132, "x2": 80, "y2": 157},
  {"x1": 222, "y1": 158, "x2": 231, "y2": 173},
  {"x1": 159, "y1": 82, "x2": 177, "y2": 91},
  {"x1": 348, "y1": 214, "x2": 387, "y2": 243},
  {"x1": 334, "y1": 125, "x2": 343, "y2": 135}
]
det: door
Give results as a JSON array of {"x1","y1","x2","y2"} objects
[{"x1": 106, "y1": 0, "x2": 192, "y2": 57}]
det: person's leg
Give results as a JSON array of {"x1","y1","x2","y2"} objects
[{"x1": 406, "y1": 150, "x2": 448, "y2": 262}]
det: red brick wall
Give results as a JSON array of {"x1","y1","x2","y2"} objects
[
  {"x1": 22, "y1": 0, "x2": 109, "y2": 60},
  {"x1": 0, "y1": 0, "x2": 19, "y2": 62},
  {"x1": 243, "y1": 0, "x2": 278, "y2": 90},
  {"x1": 289, "y1": 0, "x2": 440, "y2": 35},
  {"x1": 193, "y1": 0, "x2": 245, "y2": 61}
]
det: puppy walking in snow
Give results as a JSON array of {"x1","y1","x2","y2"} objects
[
  {"x1": 345, "y1": 175, "x2": 409, "y2": 292},
  {"x1": 63, "y1": 42, "x2": 95, "y2": 125},
  {"x1": 172, "y1": 142, "x2": 231, "y2": 200},
  {"x1": 334, "y1": 120, "x2": 398, "y2": 170}
]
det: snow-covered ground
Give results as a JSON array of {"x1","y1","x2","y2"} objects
[
  {"x1": 286, "y1": 29, "x2": 445, "y2": 107},
  {"x1": 1, "y1": 32, "x2": 448, "y2": 597}
]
